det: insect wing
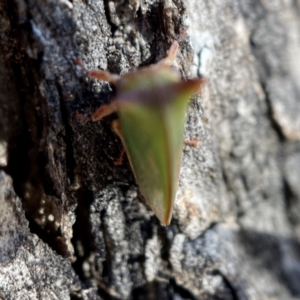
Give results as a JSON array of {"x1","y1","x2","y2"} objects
[{"x1": 117, "y1": 84, "x2": 195, "y2": 225}]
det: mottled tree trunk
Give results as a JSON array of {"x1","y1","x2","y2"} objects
[{"x1": 1, "y1": 0, "x2": 300, "y2": 299}]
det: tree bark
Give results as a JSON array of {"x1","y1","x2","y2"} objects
[{"x1": 1, "y1": 0, "x2": 300, "y2": 299}]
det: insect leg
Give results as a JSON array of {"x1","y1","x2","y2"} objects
[
  {"x1": 184, "y1": 138, "x2": 199, "y2": 147},
  {"x1": 87, "y1": 70, "x2": 120, "y2": 84},
  {"x1": 91, "y1": 103, "x2": 118, "y2": 122},
  {"x1": 74, "y1": 59, "x2": 120, "y2": 84}
]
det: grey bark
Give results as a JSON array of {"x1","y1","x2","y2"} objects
[{"x1": 0, "y1": 0, "x2": 300, "y2": 299}]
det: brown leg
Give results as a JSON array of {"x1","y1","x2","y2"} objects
[
  {"x1": 74, "y1": 58, "x2": 120, "y2": 85},
  {"x1": 184, "y1": 138, "x2": 199, "y2": 147},
  {"x1": 114, "y1": 146, "x2": 126, "y2": 166},
  {"x1": 73, "y1": 103, "x2": 118, "y2": 123},
  {"x1": 111, "y1": 119, "x2": 126, "y2": 165},
  {"x1": 87, "y1": 70, "x2": 120, "y2": 84},
  {"x1": 91, "y1": 103, "x2": 118, "y2": 122},
  {"x1": 74, "y1": 59, "x2": 121, "y2": 123}
]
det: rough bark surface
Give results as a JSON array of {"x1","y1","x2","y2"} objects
[{"x1": 0, "y1": 0, "x2": 300, "y2": 299}]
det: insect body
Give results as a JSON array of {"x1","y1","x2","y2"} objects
[{"x1": 76, "y1": 41, "x2": 204, "y2": 225}]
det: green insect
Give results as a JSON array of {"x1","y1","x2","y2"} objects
[{"x1": 75, "y1": 40, "x2": 205, "y2": 225}]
